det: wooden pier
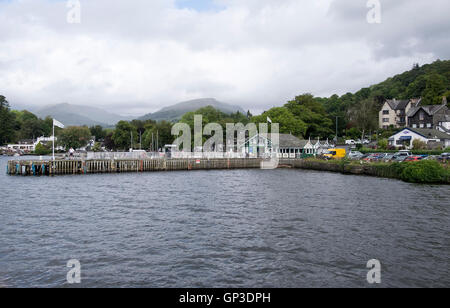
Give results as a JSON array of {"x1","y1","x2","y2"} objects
[{"x1": 6, "y1": 158, "x2": 267, "y2": 176}]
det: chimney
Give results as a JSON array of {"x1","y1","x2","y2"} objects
[{"x1": 443, "y1": 96, "x2": 448, "y2": 106}]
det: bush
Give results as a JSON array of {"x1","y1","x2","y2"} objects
[
  {"x1": 34, "y1": 142, "x2": 51, "y2": 155},
  {"x1": 378, "y1": 139, "x2": 388, "y2": 150},
  {"x1": 92, "y1": 142, "x2": 103, "y2": 152},
  {"x1": 400, "y1": 161, "x2": 447, "y2": 184},
  {"x1": 412, "y1": 139, "x2": 427, "y2": 150}
]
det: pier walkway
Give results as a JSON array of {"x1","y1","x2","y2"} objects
[{"x1": 6, "y1": 158, "x2": 276, "y2": 176}]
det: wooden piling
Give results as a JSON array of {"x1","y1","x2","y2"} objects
[{"x1": 5, "y1": 157, "x2": 286, "y2": 177}]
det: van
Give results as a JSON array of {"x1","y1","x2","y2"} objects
[{"x1": 323, "y1": 148, "x2": 347, "y2": 159}]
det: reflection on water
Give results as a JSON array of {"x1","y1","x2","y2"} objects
[{"x1": 0, "y1": 157, "x2": 449, "y2": 287}]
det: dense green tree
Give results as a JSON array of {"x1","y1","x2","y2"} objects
[
  {"x1": 58, "y1": 126, "x2": 92, "y2": 150},
  {"x1": 346, "y1": 127, "x2": 361, "y2": 140},
  {"x1": 348, "y1": 98, "x2": 379, "y2": 139},
  {"x1": 421, "y1": 74, "x2": 448, "y2": 105},
  {"x1": 89, "y1": 125, "x2": 107, "y2": 141},
  {"x1": 112, "y1": 121, "x2": 138, "y2": 150},
  {"x1": 19, "y1": 111, "x2": 44, "y2": 140},
  {"x1": 103, "y1": 132, "x2": 116, "y2": 150},
  {"x1": 34, "y1": 142, "x2": 51, "y2": 155},
  {"x1": 378, "y1": 139, "x2": 388, "y2": 150},
  {"x1": 142, "y1": 121, "x2": 175, "y2": 150},
  {"x1": 251, "y1": 107, "x2": 307, "y2": 137},
  {"x1": 284, "y1": 94, "x2": 334, "y2": 138},
  {"x1": 0, "y1": 96, "x2": 16, "y2": 145}
]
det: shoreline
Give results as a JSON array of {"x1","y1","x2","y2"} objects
[
  {"x1": 6, "y1": 158, "x2": 450, "y2": 185},
  {"x1": 287, "y1": 159, "x2": 450, "y2": 185}
]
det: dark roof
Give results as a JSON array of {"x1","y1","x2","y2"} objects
[
  {"x1": 407, "y1": 104, "x2": 447, "y2": 117},
  {"x1": 407, "y1": 128, "x2": 450, "y2": 140},
  {"x1": 386, "y1": 99, "x2": 410, "y2": 111},
  {"x1": 260, "y1": 133, "x2": 306, "y2": 148}
]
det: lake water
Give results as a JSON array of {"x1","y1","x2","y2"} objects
[{"x1": 0, "y1": 156, "x2": 449, "y2": 288}]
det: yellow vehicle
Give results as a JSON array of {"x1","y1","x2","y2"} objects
[{"x1": 323, "y1": 148, "x2": 347, "y2": 160}]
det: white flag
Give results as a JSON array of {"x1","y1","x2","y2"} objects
[
  {"x1": 53, "y1": 119, "x2": 65, "y2": 129},
  {"x1": 267, "y1": 117, "x2": 272, "y2": 124}
]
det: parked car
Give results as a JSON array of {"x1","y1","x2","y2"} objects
[
  {"x1": 348, "y1": 151, "x2": 364, "y2": 160},
  {"x1": 438, "y1": 153, "x2": 450, "y2": 162},
  {"x1": 423, "y1": 155, "x2": 439, "y2": 161},
  {"x1": 392, "y1": 151, "x2": 412, "y2": 161},
  {"x1": 404, "y1": 156, "x2": 424, "y2": 162},
  {"x1": 362, "y1": 153, "x2": 385, "y2": 162},
  {"x1": 362, "y1": 154, "x2": 376, "y2": 162},
  {"x1": 372, "y1": 153, "x2": 388, "y2": 162},
  {"x1": 383, "y1": 153, "x2": 395, "y2": 162},
  {"x1": 345, "y1": 139, "x2": 356, "y2": 145}
]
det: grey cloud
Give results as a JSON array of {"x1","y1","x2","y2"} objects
[{"x1": 0, "y1": 0, "x2": 447, "y2": 115}]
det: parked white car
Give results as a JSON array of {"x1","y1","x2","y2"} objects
[
  {"x1": 393, "y1": 151, "x2": 412, "y2": 162},
  {"x1": 345, "y1": 139, "x2": 356, "y2": 145},
  {"x1": 348, "y1": 151, "x2": 364, "y2": 160}
]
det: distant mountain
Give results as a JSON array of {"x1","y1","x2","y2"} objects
[
  {"x1": 138, "y1": 98, "x2": 246, "y2": 122},
  {"x1": 35, "y1": 103, "x2": 133, "y2": 126}
]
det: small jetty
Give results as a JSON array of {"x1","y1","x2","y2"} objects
[{"x1": 6, "y1": 158, "x2": 269, "y2": 176}]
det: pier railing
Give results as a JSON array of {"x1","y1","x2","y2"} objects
[
  {"x1": 85, "y1": 151, "x2": 276, "y2": 160},
  {"x1": 6, "y1": 157, "x2": 273, "y2": 176}
]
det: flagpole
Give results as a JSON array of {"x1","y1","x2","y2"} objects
[{"x1": 52, "y1": 121, "x2": 55, "y2": 161}]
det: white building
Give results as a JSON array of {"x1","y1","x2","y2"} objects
[
  {"x1": 437, "y1": 115, "x2": 450, "y2": 134},
  {"x1": 388, "y1": 127, "x2": 450, "y2": 149},
  {"x1": 7, "y1": 136, "x2": 59, "y2": 153},
  {"x1": 240, "y1": 134, "x2": 332, "y2": 158}
]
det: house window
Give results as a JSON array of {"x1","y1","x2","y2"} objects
[
  {"x1": 427, "y1": 123, "x2": 432, "y2": 128},
  {"x1": 383, "y1": 118, "x2": 389, "y2": 123},
  {"x1": 412, "y1": 124, "x2": 417, "y2": 128},
  {"x1": 419, "y1": 111, "x2": 425, "y2": 121},
  {"x1": 420, "y1": 124, "x2": 425, "y2": 128},
  {"x1": 383, "y1": 110, "x2": 389, "y2": 115}
]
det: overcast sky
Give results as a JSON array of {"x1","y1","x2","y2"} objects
[{"x1": 0, "y1": 0, "x2": 449, "y2": 115}]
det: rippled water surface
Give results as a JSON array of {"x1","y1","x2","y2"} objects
[{"x1": 0, "y1": 156, "x2": 449, "y2": 288}]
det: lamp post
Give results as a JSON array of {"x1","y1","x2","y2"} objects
[{"x1": 335, "y1": 116, "x2": 342, "y2": 144}]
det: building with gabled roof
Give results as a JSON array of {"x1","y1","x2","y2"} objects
[
  {"x1": 407, "y1": 97, "x2": 449, "y2": 132},
  {"x1": 379, "y1": 98, "x2": 421, "y2": 129},
  {"x1": 388, "y1": 127, "x2": 450, "y2": 149}
]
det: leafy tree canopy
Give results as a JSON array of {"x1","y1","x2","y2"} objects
[{"x1": 58, "y1": 126, "x2": 92, "y2": 150}]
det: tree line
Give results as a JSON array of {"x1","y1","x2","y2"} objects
[{"x1": 1, "y1": 60, "x2": 449, "y2": 150}]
